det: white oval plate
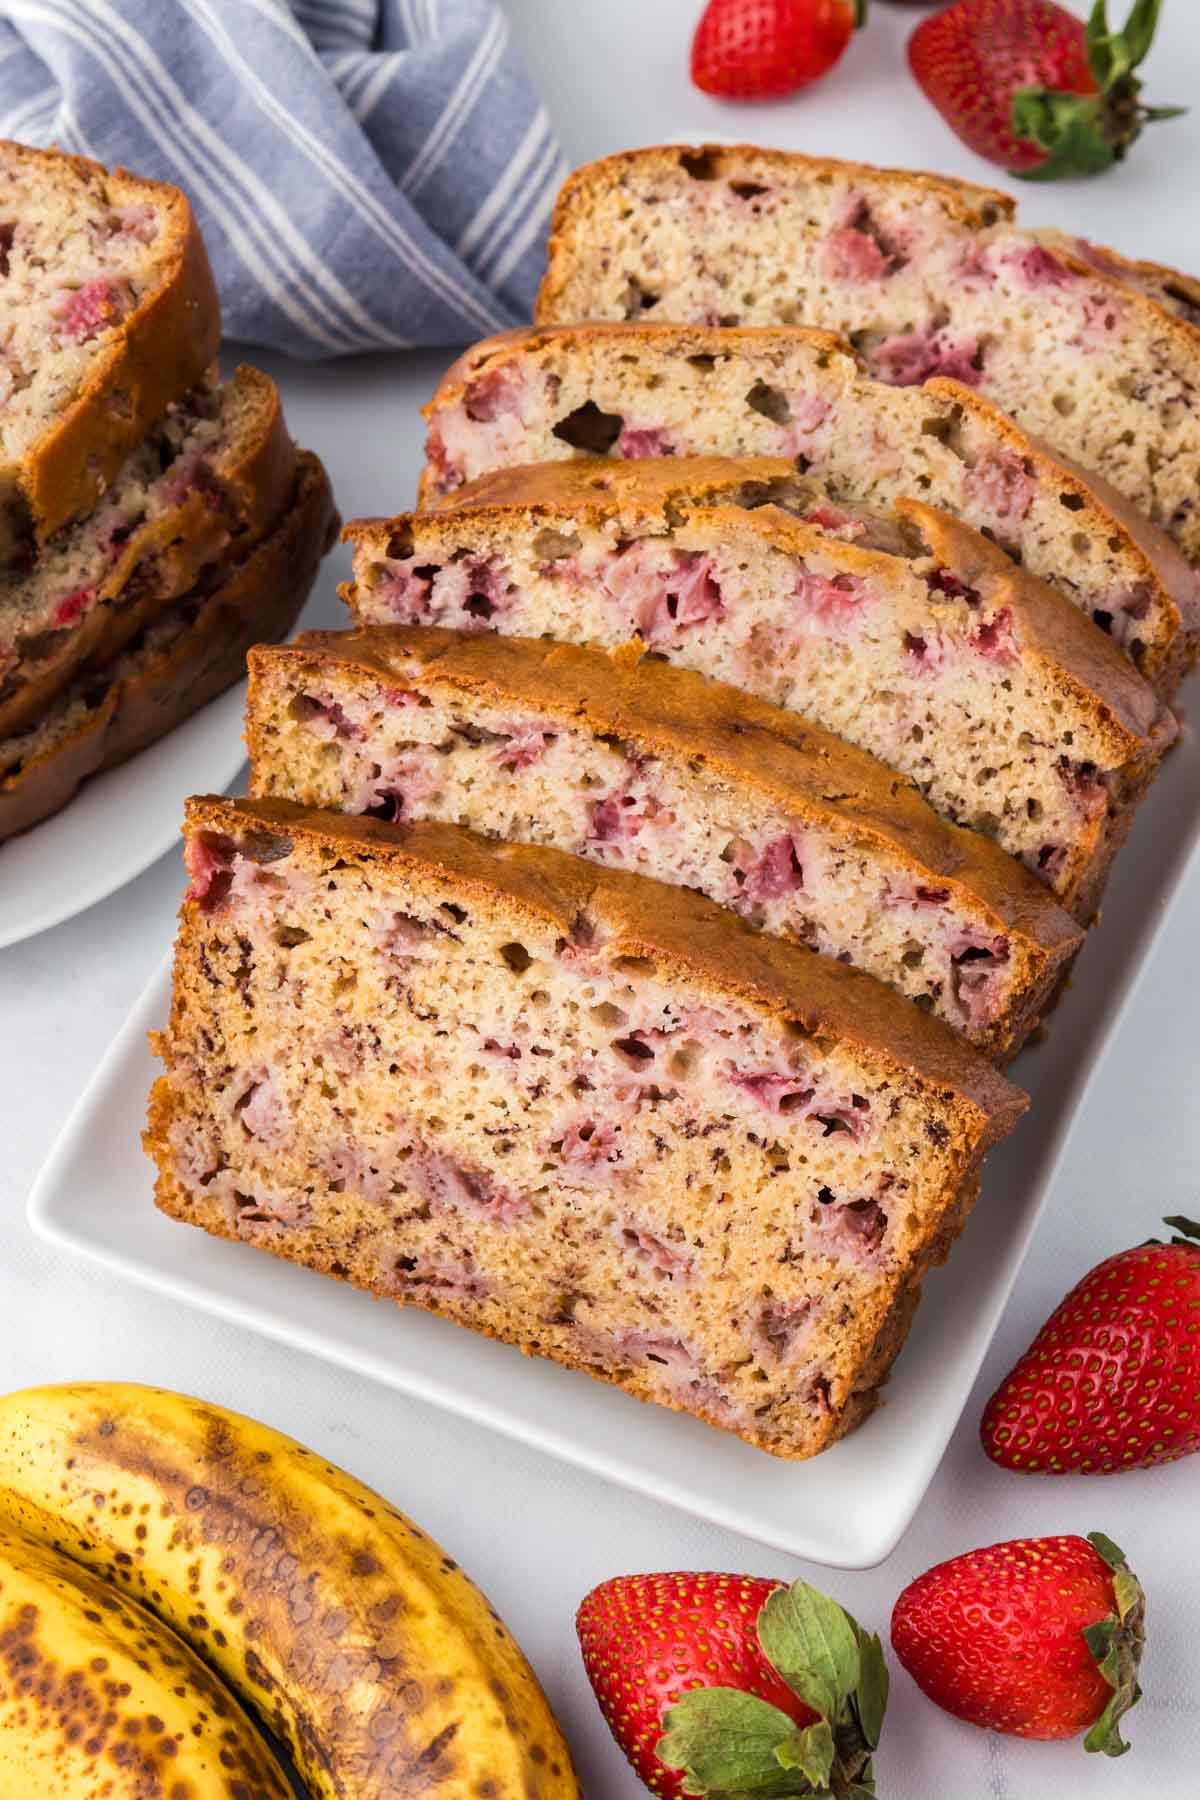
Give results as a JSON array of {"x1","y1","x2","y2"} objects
[{"x1": 0, "y1": 684, "x2": 247, "y2": 952}]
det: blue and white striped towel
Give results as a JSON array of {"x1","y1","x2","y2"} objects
[{"x1": 0, "y1": 0, "x2": 567, "y2": 356}]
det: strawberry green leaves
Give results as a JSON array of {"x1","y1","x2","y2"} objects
[
  {"x1": 758, "y1": 1581, "x2": 863, "y2": 1724},
  {"x1": 1081, "y1": 1534, "x2": 1147, "y2": 1757},
  {"x1": 1087, "y1": 0, "x2": 1162, "y2": 83},
  {"x1": 849, "y1": 1620, "x2": 888, "y2": 1753},
  {"x1": 1010, "y1": 88, "x2": 1122, "y2": 178},
  {"x1": 1013, "y1": 0, "x2": 1184, "y2": 182},
  {"x1": 775, "y1": 1721, "x2": 838, "y2": 1787},
  {"x1": 910, "y1": 0, "x2": 1182, "y2": 180},
  {"x1": 658, "y1": 1580, "x2": 888, "y2": 1799},
  {"x1": 658, "y1": 1689, "x2": 829, "y2": 1796}
]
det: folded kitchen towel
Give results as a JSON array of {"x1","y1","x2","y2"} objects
[{"x1": 0, "y1": 0, "x2": 567, "y2": 355}]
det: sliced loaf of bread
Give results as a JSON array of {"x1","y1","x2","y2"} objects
[
  {"x1": 0, "y1": 140, "x2": 220, "y2": 562},
  {"x1": 147, "y1": 795, "x2": 1027, "y2": 1459},
  {"x1": 246, "y1": 624, "x2": 1082, "y2": 1058},
  {"x1": 535, "y1": 145, "x2": 1200, "y2": 560},
  {"x1": 0, "y1": 452, "x2": 336, "y2": 845},
  {"x1": 421, "y1": 322, "x2": 1198, "y2": 690},
  {"x1": 0, "y1": 366, "x2": 294, "y2": 739},
  {"x1": 343, "y1": 458, "x2": 1173, "y2": 920}
]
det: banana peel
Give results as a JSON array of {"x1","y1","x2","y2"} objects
[
  {"x1": 0, "y1": 1518, "x2": 292, "y2": 1796},
  {"x1": 0, "y1": 1381, "x2": 581, "y2": 1799}
]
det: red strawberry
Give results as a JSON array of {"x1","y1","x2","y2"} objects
[
  {"x1": 982, "y1": 1215, "x2": 1200, "y2": 1473},
  {"x1": 908, "y1": 0, "x2": 1184, "y2": 180},
  {"x1": 691, "y1": 0, "x2": 867, "y2": 101},
  {"x1": 891, "y1": 1533, "x2": 1146, "y2": 1752},
  {"x1": 577, "y1": 1570, "x2": 888, "y2": 1797}
]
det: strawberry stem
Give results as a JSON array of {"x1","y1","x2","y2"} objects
[
  {"x1": 1011, "y1": 0, "x2": 1183, "y2": 182},
  {"x1": 1080, "y1": 1534, "x2": 1146, "y2": 1757}
]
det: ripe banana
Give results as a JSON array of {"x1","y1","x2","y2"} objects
[
  {"x1": 0, "y1": 1518, "x2": 292, "y2": 1797},
  {"x1": 0, "y1": 1382, "x2": 581, "y2": 1799}
]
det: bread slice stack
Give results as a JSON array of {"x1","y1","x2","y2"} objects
[
  {"x1": 537, "y1": 145, "x2": 1200, "y2": 569},
  {"x1": 422, "y1": 322, "x2": 1199, "y2": 692},
  {"x1": 0, "y1": 141, "x2": 337, "y2": 844},
  {"x1": 149, "y1": 144, "x2": 1195, "y2": 1462},
  {"x1": 244, "y1": 623, "x2": 1081, "y2": 1059},
  {"x1": 342, "y1": 459, "x2": 1171, "y2": 922}
]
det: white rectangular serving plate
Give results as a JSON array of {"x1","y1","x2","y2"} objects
[
  {"x1": 0, "y1": 684, "x2": 247, "y2": 951},
  {"x1": 29, "y1": 716, "x2": 1200, "y2": 1568}
]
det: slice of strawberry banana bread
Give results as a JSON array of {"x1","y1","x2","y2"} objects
[
  {"x1": 343, "y1": 458, "x2": 1173, "y2": 921},
  {"x1": 0, "y1": 452, "x2": 337, "y2": 845},
  {"x1": 147, "y1": 795, "x2": 1027, "y2": 1459},
  {"x1": 0, "y1": 366, "x2": 294, "y2": 739},
  {"x1": 421, "y1": 323, "x2": 1198, "y2": 691},
  {"x1": 535, "y1": 145, "x2": 1200, "y2": 561},
  {"x1": 0, "y1": 140, "x2": 220, "y2": 563},
  {"x1": 247, "y1": 625, "x2": 1081, "y2": 1060}
]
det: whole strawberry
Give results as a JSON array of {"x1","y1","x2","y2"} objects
[
  {"x1": 909, "y1": 0, "x2": 1184, "y2": 180},
  {"x1": 691, "y1": 0, "x2": 867, "y2": 101},
  {"x1": 982, "y1": 1215, "x2": 1200, "y2": 1473},
  {"x1": 577, "y1": 1570, "x2": 888, "y2": 1797},
  {"x1": 892, "y1": 1533, "x2": 1145, "y2": 1752}
]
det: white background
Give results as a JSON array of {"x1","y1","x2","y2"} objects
[{"x1": 3, "y1": 1, "x2": 1200, "y2": 1792}]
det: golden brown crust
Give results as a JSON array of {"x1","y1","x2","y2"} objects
[
  {"x1": 0, "y1": 453, "x2": 337, "y2": 845},
  {"x1": 1131, "y1": 258, "x2": 1200, "y2": 314},
  {"x1": 0, "y1": 509, "x2": 233, "y2": 747},
  {"x1": 209, "y1": 365, "x2": 297, "y2": 552},
  {"x1": 432, "y1": 451, "x2": 806, "y2": 516},
  {"x1": 421, "y1": 325, "x2": 551, "y2": 417},
  {"x1": 1053, "y1": 233, "x2": 1200, "y2": 329},
  {"x1": 535, "y1": 144, "x2": 1014, "y2": 323},
  {"x1": 0, "y1": 366, "x2": 297, "y2": 741},
  {"x1": 356, "y1": 453, "x2": 806, "y2": 547},
  {"x1": 927, "y1": 376, "x2": 1197, "y2": 687},
  {"x1": 253, "y1": 623, "x2": 1082, "y2": 967},
  {"x1": 421, "y1": 320, "x2": 853, "y2": 419},
  {"x1": 0, "y1": 142, "x2": 222, "y2": 561},
  {"x1": 894, "y1": 501, "x2": 1166, "y2": 744},
  {"x1": 899, "y1": 501, "x2": 1176, "y2": 925},
  {"x1": 822, "y1": 1161, "x2": 988, "y2": 1450},
  {"x1": 1066, "y1": 708, "x2": 1176, "y2": 929},
  {"x1": 182, "y1": 792, "x2": 1029, "y2": 1134},
  {"x1": 1130, "y1": 255, "x2": 1200, "y2": 303}
]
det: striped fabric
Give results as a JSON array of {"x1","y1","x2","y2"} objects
[{"x1": 0, "y1": 0, "x2": 567, "y2": 355}]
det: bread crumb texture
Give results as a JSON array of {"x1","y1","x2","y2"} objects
[{"x1": 148, "y1": 798, "x2": 1026, "y2": 1461}]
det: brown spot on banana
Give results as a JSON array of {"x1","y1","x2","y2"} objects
[
  {"x1": 0, "y1": 1383, "x2": 581, "y2": 1799},
  {"x1": 0, "y1": 1521, "x2": 291, "y2": 1797}
]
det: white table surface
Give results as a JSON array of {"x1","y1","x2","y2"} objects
[{"x1": 4, "y1": 3, "x2": 1199, "y2": 1793}]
